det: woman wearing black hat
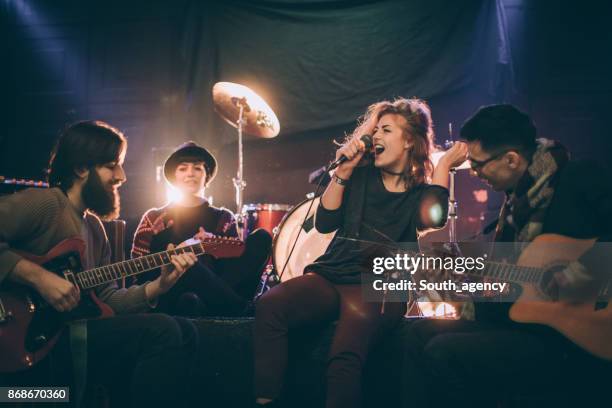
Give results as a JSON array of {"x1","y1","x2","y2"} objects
[{"x1": 131, "y1": 141, "x2": 272, "y2": 317}]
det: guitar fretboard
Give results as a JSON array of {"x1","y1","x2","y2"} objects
[
  {"x1": 75, "y1": 240, "x2": 239, "y2": 290},
  {"x1": 471, "y1": 261, "x2": 544, "y2": 284},
  {"x1": 413, "y1": 260, "x2": 545, "y2": 286}
]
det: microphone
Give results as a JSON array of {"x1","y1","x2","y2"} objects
[{"x1": 327, "y1": 134, "x2": 373, "y2": 171}]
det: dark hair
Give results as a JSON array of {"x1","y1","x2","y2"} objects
[
  {"x1": 173, "y1": 156, "x2": 212, "y2": 185},
  {"x1": 460, "y1": 104, "x2": 537, "y2": 157},
  {"x1": 48, "y1": 120, "x2": 127, "y2": 191},
  {"x1": 352, "y1": 97, "x2": 434, "y2": 189}
]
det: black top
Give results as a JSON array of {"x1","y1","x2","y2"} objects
[{"x1": 307, "y1": 165, "x2": 449, "y2": 284}]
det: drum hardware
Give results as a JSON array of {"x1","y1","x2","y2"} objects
[
  {"x1": 447, "y1": 143, "x2": 458, "y2": 243},
  {"x1": 274, "y1": 169, "x2": 325, "y2": 282},
  {"x1": 253, "y1": 264, "x2": 281, "y2": 300},
  {"x1": 430, "y1": 124, "x2": 470, "y2": 243},
  {"x1": 242, "y1": 203, "x2": 292, "y2": 237},
  {"x1": 212, "y1": 82, "x2": 280, "y2": 240},
  {"x1": 272, "y1": 195, "x2": 336, "y2": 282},
  {"x1": 416, "y1": 123, "x2": 470, "y2": 319},
  {"x1": 268, "y1": 177, "x2": 329, "y2": 284},
  {"x1": 272, "y1": 152, "x2": 345, "y2": 282}
]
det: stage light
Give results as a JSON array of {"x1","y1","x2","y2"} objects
[
  {"x1": 417, "y1": 301, "x2": 458, "y2": 319},
  {"x1": 166, "y1": 185, "x2": 183, "y2": 204}
]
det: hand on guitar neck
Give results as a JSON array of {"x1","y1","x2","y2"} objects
[
  {"x1": 145, "y1": 243, "x2": 197, "y2": 300},
  {"x1": 9, "y1": 243, "x2": 197, "y2": 313}
]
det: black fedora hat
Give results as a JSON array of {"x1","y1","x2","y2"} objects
[{"x1": 163, "y1": 141, "x2": 218, "y2": 186}]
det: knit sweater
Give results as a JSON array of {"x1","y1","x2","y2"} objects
[
  {"x1": 131, "y1": 201, "x2": 237, "y2": 259},
  {"x1": 0, "y1": 188, "x2": 151, "y2": 314}
]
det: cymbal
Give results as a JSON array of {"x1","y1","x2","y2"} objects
[
  {"x1": 212, "y1": 82, "x2": 280, "y2": 138},
  {"x1": 431, "y1": 150, "x2": 471, "y2": 170}
]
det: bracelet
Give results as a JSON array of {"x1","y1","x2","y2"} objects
[{"x1": 332, "y1": 174, "x2": 349, "y2": 186}]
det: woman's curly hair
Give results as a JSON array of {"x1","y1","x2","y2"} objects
[{"x1": 350, "y1": 97, "x2": 435, "y2": 189}]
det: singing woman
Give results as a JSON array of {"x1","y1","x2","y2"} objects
[{"x1": 253, "y1": 98, "x2": 468, "y2": 407}]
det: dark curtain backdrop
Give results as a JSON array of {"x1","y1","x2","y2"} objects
[
  {"x1": 8, "y1": 0, "x2": 608, "y2": 244},
  {"x1": 175, "y1": 0, "x2": 513, "y2": 217},
  {"x1": 182, "y1": 0, "x2": 511, "y2": 145}
]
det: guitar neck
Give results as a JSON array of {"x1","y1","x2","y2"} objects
[
  {"x1": 74, "y1": 241, "x2": 216, "y2": 290},
  {"x1": 467, "y1": 261, "x2": 544, "y2": 285}
]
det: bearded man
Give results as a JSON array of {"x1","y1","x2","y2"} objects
[{"x1": 0, "y1": 121, "x2": 199, "y2": 407}]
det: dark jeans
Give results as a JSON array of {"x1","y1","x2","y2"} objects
[
  {"x1": 87, "y1": 314, "x2": 198, "y2": 407},
  {"x1": 158, "y1": 229, "x2": 272, "y2": 317},
  {"x1": 254, "y1": 272, "x2": 405, "y2": 408},
  {"x1": 2, "y1": 313, "x2": 198, "y2": 408},
  {"x1": 399, "y1": 317, "x2": 612, "y2": 407}
]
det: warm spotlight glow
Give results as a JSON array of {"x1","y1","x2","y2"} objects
[
  {"x1": 417, "y1": 301, "x2": 458, "y2": 319},
  {"x1": 218, "y1": 82, "x2": 272, "y2": 115},
  {"x1": 212, "y1": 82, "x2": 280, "y2": 138},
  {"x1": 166, "y1": 185, "x2": 183, "y2": 204}
]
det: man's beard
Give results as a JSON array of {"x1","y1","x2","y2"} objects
[{"x1": 82, "y1": 170, "x2": 120, "y2": 221}]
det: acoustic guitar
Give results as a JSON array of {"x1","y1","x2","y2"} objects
[{"x1": 428, "y1": 234, "x2": 610, "y2": 360}]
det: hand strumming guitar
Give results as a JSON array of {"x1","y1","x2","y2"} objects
[{"x1": 10, "y1": 259, "x2": 81, "y2": 312}]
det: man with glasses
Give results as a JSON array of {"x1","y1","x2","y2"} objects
[{"x1": 398, "y1": 104, "x2": 612, "y2": 406}]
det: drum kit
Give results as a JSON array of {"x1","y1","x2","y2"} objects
[
  {"x1": 211, "y1": 82, "x2": 470, "y2": 296},
  {"x1": 212, "y1": 81, "x2": 315, "y2": 280}
]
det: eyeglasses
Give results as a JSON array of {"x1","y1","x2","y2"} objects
[{"x1": 469, "y1": 150, "x2": 513, "y2": 170}]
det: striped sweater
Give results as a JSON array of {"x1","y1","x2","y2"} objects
[{"x1": 131, "y1": 201, "x2": 238, "y2": 259}]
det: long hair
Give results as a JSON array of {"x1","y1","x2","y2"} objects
[
  {"x1": 352, "y1": 97, "x2": 434, "y2": 189},
  {"x1": 48, "y1": 120, "x2": 127, "y2": 191}
]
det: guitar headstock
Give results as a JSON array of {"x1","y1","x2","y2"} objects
[{"x1": 194, "y1": 236, "x2": 245, "y2": 259}]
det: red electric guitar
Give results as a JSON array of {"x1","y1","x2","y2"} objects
[{"x1": 0, "y1": 236, "x2": 244, "y2": 373}]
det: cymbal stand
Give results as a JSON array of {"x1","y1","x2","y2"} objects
[
  {"x1": 444, "y1": 124, "x2": 458, "y2": 243},
  {"x1": 448, "y1": 167, "x2": 458, "y2": 243},
  {"x1": 232, "y1": 97, "x2": 249, "y2": 240}
]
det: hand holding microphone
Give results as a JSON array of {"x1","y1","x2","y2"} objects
[{"x1": 329, "y1": 134, "x2": 373, "y2": 178}]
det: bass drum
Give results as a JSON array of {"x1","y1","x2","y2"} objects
[{"x1": 272, "y1": 197, "x2": 336, "y2": 282}]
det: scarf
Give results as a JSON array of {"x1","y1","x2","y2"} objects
[{"x1": 495, "y1": 138, "x2": 569, "y2": 242}]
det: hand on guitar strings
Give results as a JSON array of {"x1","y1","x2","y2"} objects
[
  {"x1": 34, "y1": 265, "x2": 81, "y2": 312},
  {"x1": 541, "y1": 261, "x2": 600, "y2": 302}
]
